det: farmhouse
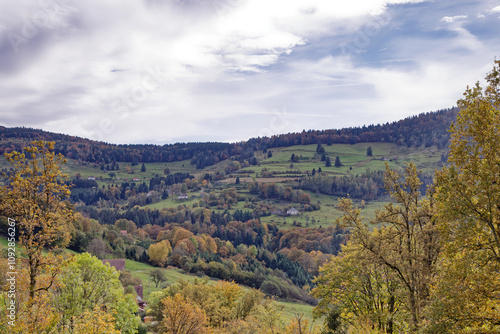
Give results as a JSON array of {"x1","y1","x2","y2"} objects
[
  {"x1": 287, "y1": 208, "x2": 299, "y2": 216},
  {"x1": 177, "y1": 193, "x2": 189, "y2": 200}
]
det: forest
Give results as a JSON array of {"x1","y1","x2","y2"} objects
[{"x1": 0, "y1": 60, "x2": 499, "y2": 333}]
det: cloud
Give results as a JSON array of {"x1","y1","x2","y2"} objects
[
  {"x1": 441, "y1": 15, "x2": 467, "y2": 23},
  {"x1": 0, "y1": 0, "x2": 498, "y2": 144}
]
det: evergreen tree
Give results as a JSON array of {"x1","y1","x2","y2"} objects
[
  {"x1": 334, "y1": 156, "x2": 342, "y2": 167},
  {"x1": 235, "y1": 177, "x2": 240, "y2": 184},
  {"x1": 141, "y1": 163, "x2": 146, "y2": 172},
  {"x1": 367, "y1": 146, "x2": 373, "y2": 157},
  {"x1": 267, "y1": 150, "x2": 272, "y2": 158},
  {"x1": 325, "y1": 156, "x2": 332, "y2": 167}
]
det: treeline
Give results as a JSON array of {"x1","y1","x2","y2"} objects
[
  {"x1": 249, "y1": 107, "x2": 457, "y2": 150},
  {"x1": 300, "y1": 169, "x2": 434, "y2": 200},
  {"x1": 0, "y1": 108, "x2": 458, "y2": 170}
]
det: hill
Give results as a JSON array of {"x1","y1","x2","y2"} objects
[{"x1": 0, "y1": 107, "x2": 457, "y2": 169}]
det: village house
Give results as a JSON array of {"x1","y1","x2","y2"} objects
[{"x1": 287, "y1": 207, "x2": 299, "y2": 216}]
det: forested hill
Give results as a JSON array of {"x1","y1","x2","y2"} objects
[{"x1": 0, "y1": 107, "x2": 458, "y2": 168}]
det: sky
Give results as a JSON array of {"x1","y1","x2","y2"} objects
[{"x1": 0, "y1": 0, "x2": 500, "y2": 145}]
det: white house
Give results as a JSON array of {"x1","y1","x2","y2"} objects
[{"x1": 287, "y1": 208, "x2": 299, "y2": 216}]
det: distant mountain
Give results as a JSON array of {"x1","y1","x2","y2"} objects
[{"x1": 0, "y1": 107, "x2": 458, "y2": 168}]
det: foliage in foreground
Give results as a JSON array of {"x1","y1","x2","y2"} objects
[{"x1": 313, "y1": 60, "x2": 500, "y2": 333}]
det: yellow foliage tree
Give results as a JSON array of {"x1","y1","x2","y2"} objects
[
  {"x1": 0, "y1": 140, "x2": 75, "y2": 299},
  {"x1": 73, "y1": 306, "x2": 120, "y2": 334},
  {"x1": 148, "y1": 240, "x2": 172, "y2": 267},
  {"x1": 159, "y1": 293, "x2": 209, "y2": 334},
  {"x1": 428, "y1": 60, "x2": 500, "y2": 332}
]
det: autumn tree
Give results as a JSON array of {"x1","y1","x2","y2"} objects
[
  {"x1": 148, "y1": 240, "x2": 172, "y2": 267},
  {"x1": 73, "y1": 306, "x2": 120, "y2": 334},
  {"x1": 0, "y1": 140, "x2": 75, "y2": 300},
  {"x1": 313, "y1": 239, "x2": 401, "y2": 333},
  {"x1": 332, "y1": 163, "x2": 439, "y2": 332},
  {"x1": 427, "y1": 60, "x2": 500, "y2": 332},
  {"x1": 159, "y1": 294, "x2": 208, "y2": 334}
]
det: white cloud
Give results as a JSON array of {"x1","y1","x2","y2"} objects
[
  {"x1": 491, "y1": 5, "x2": 500, "y2": 13},
  {"x1": 441, "y1": 15, "x2": 467, "y2": 23}
]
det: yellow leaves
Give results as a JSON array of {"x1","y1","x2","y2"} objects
[
  {"x1": 148, "y1": 239, "x2": 172, "y2": 267},
  {"x1": 160, "y1": 294, "x2": 209, "y2": 334},
  {"x1": 73, "y1": 306, "x2": 120, "y2": 334}
]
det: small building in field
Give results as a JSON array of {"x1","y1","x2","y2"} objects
[
  {"x1": 88, "y1": 176, "x2": 96, "y2": 180},
  {"x1": 287, "y1": 208, "x2": 299, "y2": 216},
  {"x1": 177, "y1": 193, "x2": 189, "y2": 200}
]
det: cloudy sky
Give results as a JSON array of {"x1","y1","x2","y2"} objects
[{"x1": 1, "y1": 0, "x2": 499, "y2": 144}]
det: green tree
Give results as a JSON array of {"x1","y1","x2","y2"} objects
[
  {"x1": 334, "y1": 156, "x2": 341, "y2": 167},
  {"x1": 141, "y1": 163, "x2": 146, "y2": 172},
  {"x1": 0, "y1": 140, "x2": 75, "y2": 300},
  {"x1": 54, "y1": 253, "x2": 139, "y2": 333},
  {"x1": 150, "y1": 268, "x2": 167, "y2": 288},
  {"x1": 164, "y1": 167, "x2": 170, "y2": 175},
  {"x1": 367, "y1": 146, "x2": 373, "y2": 157},
  {"x1": 325, "y1": 156, "x2": 332, "y2": 167}
]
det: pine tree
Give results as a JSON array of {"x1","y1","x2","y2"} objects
[
  {"x1": 334, "y1": 156, "x2": 342, "y2": 167},
  {"x1": 325, "y1": 156, "x2": 332, "y2": 167},
  {"x1": 141, "y1": 163, "x2": 146, "y2": 172},
  {"x1": 367, "y1": 146, "x2": 373, "y2": 157}
]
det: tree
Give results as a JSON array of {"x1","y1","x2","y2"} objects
[
  {"x1": 141, "y1": 163, "x2": 146, "y2": 172},
  {"x1": 334, "y1": 163, "x2": 439, "y2": 332},
  {"x1": 0, "y1": 140, "x2": 75, "y2": 300},
  {"x1": 334, "y1": 156, "x2": 341, "y2": 167},
  {"x1": 428, "y1": 60, "x2": 500, "y2": 332},
  {"x1": 54, "y1": 253, "x2": 139, "y2": 333},
  {"x1": 313, "y1": 239, "x2": 400, "y2": 333},
  {"x1": 150, "y1": 268, "x2": 168, "y2": 288},
  {"x1": 325, "y1": 156, "x2": 332, "y2": 167},
  {"x1": 164, "y1": 167, "x2": 171, "y2": 175},
  {"x1": 73, "y1": 306, "x2": 120, "y2": 334},
  {"x1": 367, "y1": 146, "x2": 373, "y2": 157},
  {"x1": 235, "y1": 176, "x2": 240, "y2": 184},
  {"x1": 267, "y1": 150, "x2": 273, "y2": 158},
  {"x1": 148, "y1": 240, "x2": 172, "y2": 267},
  {"x1": 159, "y1": 294, "x2": 208, "y2": 334}
]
